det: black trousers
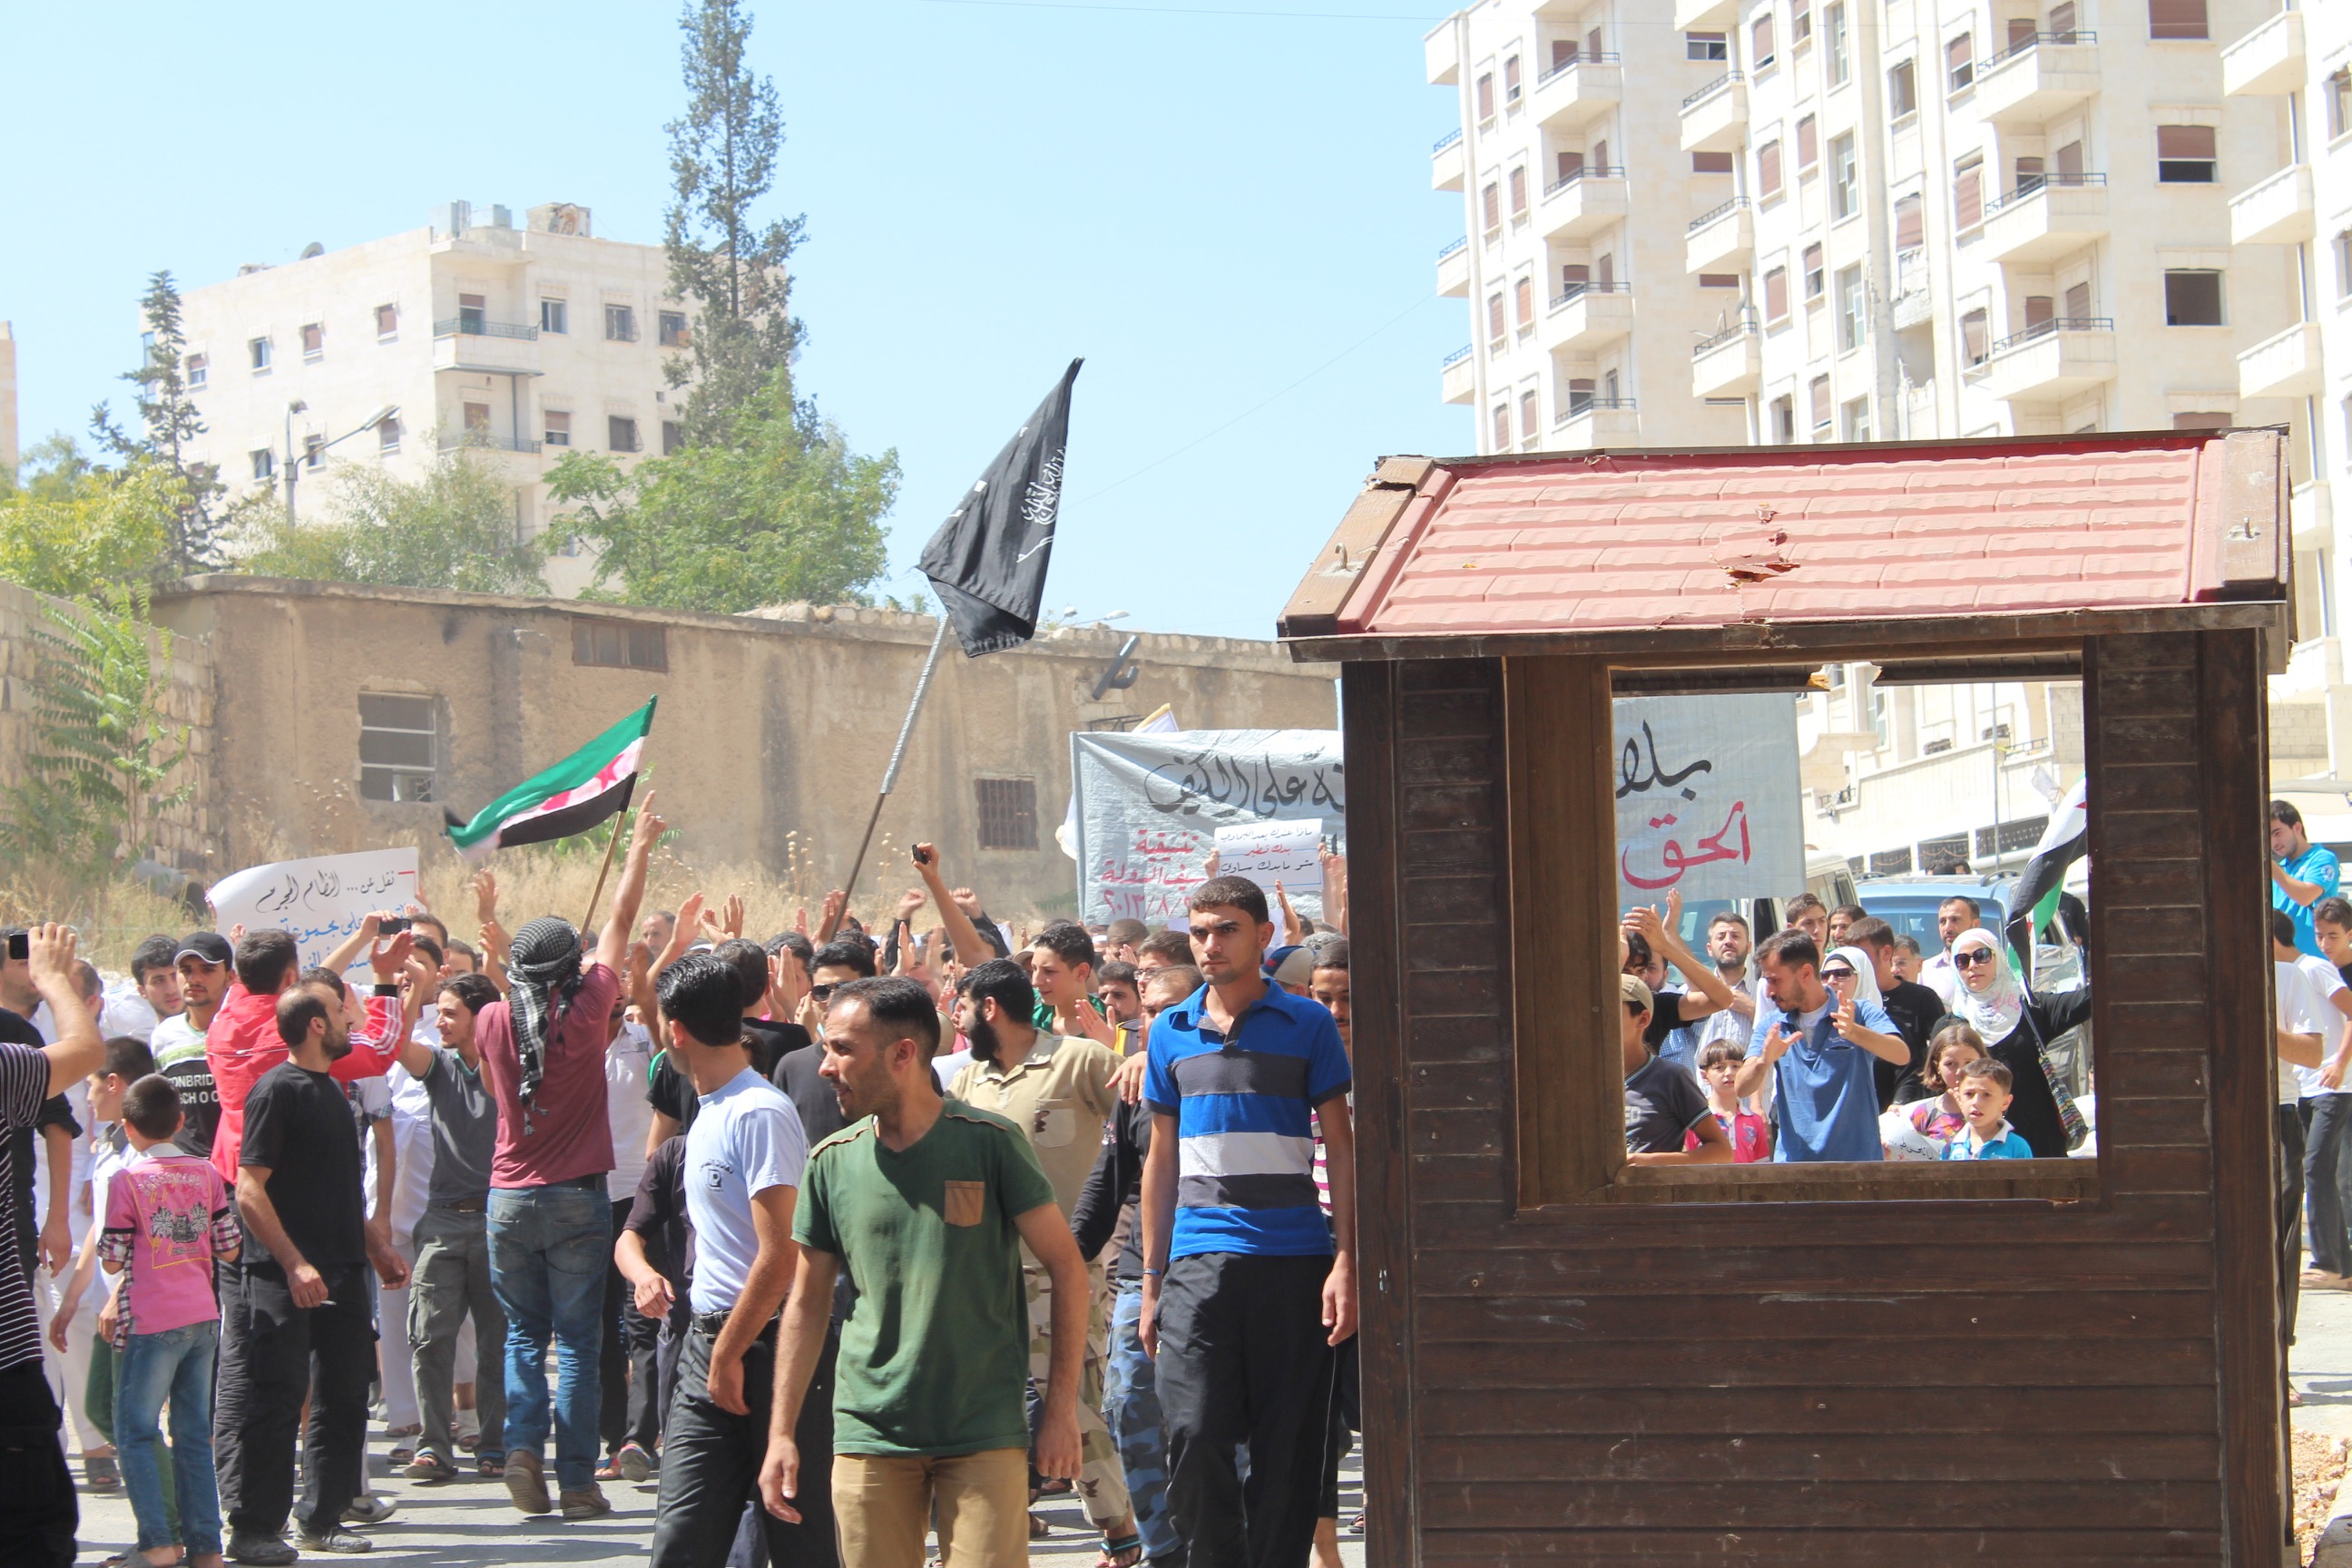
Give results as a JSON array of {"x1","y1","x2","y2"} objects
[
  {"x1": 2281, "y1": 1104, "x2": 2308, "y2": 1367},
  {"x1": 1157, "y1": 1253, "x2": 1337, "y2": 1568},
  {"x1": 213, "y1": 1261, "x2": 375, "y2": 1539},
  {"x1": 602, "y1": 1200, "x2": 669, "y2": 1455},
  {"x1": 0, "y1": 1358, "x2": 75, "y2": 1568},
  {"x1": 646, "y1": 1324, "x2": 839, "y2": 1568}
]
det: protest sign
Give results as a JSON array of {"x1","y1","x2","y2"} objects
[
  {"x1": 1213, "y1": 818, "x2": 1323, "y2": 903},
  {"x1": 1612, "y1": 694, "x2": 1802, "y2": 909},
  {"x1": 1072, "y1": 729, "x2": 1343, "y2": 926},
  {"x1": 208, "y1": 848, "x2": 420, "y2": 972}
]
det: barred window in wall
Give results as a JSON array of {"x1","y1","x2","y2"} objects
[
  {"x1": 573, "y1": 616, "x2": 668, "y2": 671},
  {"x1": 975, "y1": 779, "x2": 1037, "y2": 850},
  {"x1": 359, "y1": 693, "x2": 436, "y2": 803}
]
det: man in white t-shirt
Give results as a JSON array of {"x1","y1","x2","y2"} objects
[
  {"x1": 2277, "y1": 933, "x2": 2333, "y2": 1406},
  {"x1": 2278, "y1": 909, "x2": 2352, "y2": 1300},
  {"x1": 642, "y1": 952, "x2": 811, "y2": 1568}
]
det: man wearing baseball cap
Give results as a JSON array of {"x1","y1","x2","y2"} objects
[
  {"x1": 1622, "y1": 975, "x2": 1732, "y2": 1167},
  {"x1": 150, "y1": 934, "x2": 233, "y2": 1159}
]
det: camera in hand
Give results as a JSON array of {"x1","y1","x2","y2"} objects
[
  {"x1": 378, "y1": 916, "x2": 412, "y2": 935},
  {"x1": 5, "y1": 932, "x2": 24, "y2": 962},
  {"x1": 913, "y1": 846, "x2": 934, "y2": 866}
]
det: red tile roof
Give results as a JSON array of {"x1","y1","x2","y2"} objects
[{"x1": 1307, "y1": 436, "x2": 2279, "y2": 643}]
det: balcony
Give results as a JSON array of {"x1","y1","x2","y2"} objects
[
  {"x1": 1690, "y1": 316, "x2": 1761, "y2": 397},
  {"x1": 1972, "y1": 31, "x2": 2101, "y2": 122},
  {"x1": 1679, "y1": 71, "x2": 1747, "y2": 152},
  {"x1": 1978, "y1": 173, "x2": 2108, "y2": 263},
  {"x1": 1536, "y1": 165, "x2": 1628, "y2": 240},
  {"x1": 1533, "y1": 54, "x2": 1622, "y2": 131},
  {"x1": 1673, "y1": 0, "x2": 1735, "y2": 27},
  {"x1": 1968, "y1": 318, "x2": 2117, "y2": 402},
  {"x1": 1552, "y1": 397, "x2": 1640, "y2": 449},
  {"x1": 1441, "y1": 345, "x2": 1475, "y2": 406},
  {"x1": 1685, "y1": 198, "x2": 1754, "y2": 274},
  {"x1": 2221, "y1": 8, "x2": 2303, "y2": 96},
  {"x1": 1432, "y1": 128, "x2": 1464, "y2": 192},
  {"x1": 1425, "y1": 21, "x2": 1459, "y2": 85},
  {"x1": 1538, "y1": 282, "x2": 1634, "y2": 352},
  {"x1": 2230, "y1": 163, "x2": 2315, "y2": 246},
  {"x1": 437, "y1": 431, "x2": 544, "y2": 456},
  {"x1": 1890, "y1": 250, "x2": 1933, "y2": 329},
  {"x1": 2239, "y1": 320, "x2": 2323, "y2": 399},
  {"x1": 1436, "y1": 237, "x2": 1469, "y2": 298},
  {"x1": 430, "y1": 316, "x2": 540, "y2": 374},
  {"x1": 2292, "y1": 481, "x2": 2330, "y2": 547}
]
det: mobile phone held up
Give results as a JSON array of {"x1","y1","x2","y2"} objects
[
  {"x1": 378, "y1": 916, "x2": 412, "y2": 935},
  {"x1": 5, "y1": 932, "x2": 24, "y2": 962},
  {"x1": 913, "y1": 846, "x2": 934, "y2": 867}
]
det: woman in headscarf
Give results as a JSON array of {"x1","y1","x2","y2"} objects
[{"x1": 1946, "y1": 927, "x2": 2091, "y2": 1158}]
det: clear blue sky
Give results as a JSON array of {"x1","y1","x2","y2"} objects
[{"x1": 0, "y1": 0, "x2": 1469, "y2": 641}]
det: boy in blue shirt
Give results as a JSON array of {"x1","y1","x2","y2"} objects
[
  {"x1": 1942, "y1": 1058, "x2": 2036, "y2": 1161},
  {"x1": 2273, "y1": 800, "x2": 2343, "y2": 960}
]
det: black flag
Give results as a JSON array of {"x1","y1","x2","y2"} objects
[{"x1": 918, "y1": 359, "x2": 1081, "y2": 657}]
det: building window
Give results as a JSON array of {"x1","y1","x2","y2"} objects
[
  {"x1": 1750, "y1": 13, "x2": 1775, "y2": 69},
  {"x1": 250, "y1": 448, "x2": 275, "y2": 482},
  {"x1": 377, "y1": 416, "x2": 402, "y2": 454},
  {"x1": 2328, "y1": 70, "x2": 2351, "y2": 140},
  {"x1": 609, "y1": 415, "x2": 642, "y2": 452},
  {"x1": 303, "y1": 435, "x2": 324, "y2": 470},
  {"x1": 1824, "y1": 4, "x2": 1848, "y2": 83},
  {"x1": 1475, "y1": 71, "x2": 1494, "y2": 122},
  {"x1": 1508, "y1": 166, "x2": 1528, "y2": 219},
  {"x1": 1486, "y1": 292, "x2": 1506, "y2": 344},
  {"x1": 184, "y1": 353, "x2": 207, "y2": 388},
  {"x1": 658, "y1": 309, "x2": 689, "y2": 348},
  {"x1": 1837, "y1": 265, "x2": 1866, "y2": 349},
  {"x1": 662, "y1": 420, "x2": 684, "y2": 455},
  {"x1": 975, "y1": 779, "x2": 1038, "y2": 851},
  {"x1": 1687, "y1": 31, "x2": 1728, "y2": 62},
  {"x1": 1792, "y1": 0, "x2": 1812, "y2": 43},
  {"x1": 375, "y1": 304, "x2": 398, "y2": 338},
  {"x1": 1692, "y1": 151, "x2": 1735, "y2": 174},
  {"x1": 1491, "y1": 404, "x2": 1510, "y2": 450},
  {"x1": 1841, "y1": 396, "x2": 1871, "y2": 441},
  {"x1": 1887, "y1": 59, "x2": 1917, "y2": 119},
  {"x1": 2157, "y1": 125, "x2": 2217, "y2": 182},
  {"x1": 1895, "y1": 193, "x2": 1925, "y2": 250},
  {"x1": 604, "y1": 304, "x2": 637, "y2": 341},
  {"x1": 1514, "y1": 276, "x2": 1534, "y2": 326},
  {"x1": 1482, "y1": 181, "x2": 1501, "y2": 235},
  {"x1": 249, "y1": 337, "x2": 271, "y2": 373},
  {"x1": 300, "y1": 322, "x2": 324, "y2": 360},
  {"x1": 572, "y1": 616, "x2": 668, "y2": 672},
  {"x1": 1961, "y1": 307, "x2": 1990, "y2": 365},
  {"x1": 541, "y1": 299, "x2": 569, "y2": 335},
  {"x1": 1757, "y1": 140, "x2": 1783, "y2": 197},
  {"x1": 1764, "y1": 266, "x2": 1790, "y2": 321},
  {"x1": 2337, "y1": 230, "x2": 2352, "y2": 299},
  {"x1": 2148, "y1": 0, "x2": 2207, "y2": 41},
  {"x1": 1803, "y1": 242, "x2": 1826, "y2": 299},
  {"x1": 1519, "y1": 389, "x2": 1540, "y2": 442},
  {"x1": 1945, "y1": 33, "x2": 1975, "y2": 93},
  {"x1": 1954, "y1": 156, "x2": 1984, "y2": 229},
  {"x1": 1771, "y1": 395, "x2": 1797, "y2": 443},
  {"x1": 358, "y1": 693, "x2": 436, "y2": 804},
  {"x1": 544, "y1": 410, "x2": 572, "y2": 447},
  {"x1": 457, "y1": 293, "x2": 486, "y2": 336},
  {"x1": 463, "y1": 401, "x2": 492, "y2": 437},
  {"x1": 1504, "y1": 54, "x2": 1521, "y2": 103},
  {"x1": 1808, "y1": 375, "x2": 1832, "y2": 431},
  {"x1": 1700, "y1": 273, "x2": 1741, "y2": 289},
  {"x1": 2164, "y1": 270, "x2": 2224, "y2": 326},
  {"x1": 1829, "y1": 133, "x2": 1857, "y2": 218},
  {"x1": 1796, "y1": 114, "x2": 1818, "y2": 170}
]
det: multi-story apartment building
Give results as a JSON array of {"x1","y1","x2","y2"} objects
[
  {"x1": 173, "y1": 201, "x2": 686, "y2": 597},
  {"x1": 1428, "y1": 0, "x2": 2352, "y2": 864}
]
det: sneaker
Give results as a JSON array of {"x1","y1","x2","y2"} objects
[
  {"x1": 226, "y1": 1531, "x2": 299, "y2": 1566},
  {"x1": 560, "y1": 1485, "x2": 612, "y2": 1520},
  {"x1": 505, "y1": 1448, "x2": 552, "y2": 1515},
  {"x1": 403, "y1": 1450, "x2": 459, "y2": 1484},
  {"x1": 295, "y1": 1526, "x2": 375, "y2": 1554},
  {"x1": 614, "y1": 1442, "x2": 655, "y2": 1483},
  {"x1": 341, "y1": 1496, "x2": 397, "y2": 1526}
]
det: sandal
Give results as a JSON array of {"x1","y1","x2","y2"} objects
[
  {"x1": 478, "y1": 1455, "x2": 506, "y2": 1479},
  {"x1": 1030, "y1": 1513, "x2": 1049, "y2": 1540},
  {"x1": 1096, "y1": 1534, "x2": 1144, "y2": 1567},
  {"x1": 83, "y1": 1452, "x2": 120, "y2": 1491}
]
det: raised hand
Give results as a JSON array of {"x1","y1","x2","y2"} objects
[
  {"x1": 472, "y1": 868, "x2": 499, "y2": 926},
  {"x1": 896, "y1": 887, "x2": 926, "y2": 924}
]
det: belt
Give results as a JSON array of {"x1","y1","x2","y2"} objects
[
  {"x1": 691, "y1": 1309, "x2": 779, "y2": 1339},
  {"x1": 434, "y1": 1200, "x2": 486, "y2": 1214}
]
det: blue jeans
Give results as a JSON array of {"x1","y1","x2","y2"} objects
[
  {"x1": 487, "y1": 1178, "x2": 609, "y2": 1492},
  {"x1": 1105, "y1": 1280, "x2": 1179, "y2": 1562},
  {"x1": 115, "y1": 1320, "x2": 221, "y2": 1555}
]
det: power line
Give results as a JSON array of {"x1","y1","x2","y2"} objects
[{"x1": 915, "y1": 0, "x2": 1441, "y2": 20}]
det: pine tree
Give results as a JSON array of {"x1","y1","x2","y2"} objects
[
  {"x1": 662, "y1": 0, "x2": 806, "y2": 446},
  {"x1": 89, "y1": 270, "x2": 227, "y2": 575}
]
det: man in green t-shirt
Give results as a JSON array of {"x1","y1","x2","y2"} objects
[{"x1": 760, "y1": 975, "x2": 1088, "y2": 1568}]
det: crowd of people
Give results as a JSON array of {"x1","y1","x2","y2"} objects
[{"x1": 0, "y1": 800, "x2": 1361, "y2": 1568}]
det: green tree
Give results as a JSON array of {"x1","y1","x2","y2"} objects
[
  {"x1": 239, "y1": 446, "x2": 548, "y2": 595},
  {"x1": 663, "y1": 0, "x2": 805, "y2": 445},
  {"x1": 0, "y1": 456, "x2": 180, "y2": 600},
  {"x1": 89, "y1": 271, "x2": 228, "y2": 573},
  {"x1": 546, "y1": 367, "x2": 896, "y2": 612}
]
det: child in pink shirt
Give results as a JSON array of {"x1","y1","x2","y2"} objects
[
  {"x1": 1690, "y1": 1041, "x2": 1771, "y2": 1163},
  {"x1": 99, "y1": 1075, "x2": 240, "y2": 1568}
]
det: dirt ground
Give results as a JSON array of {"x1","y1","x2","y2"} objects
[{"x1": 2297, "y1": 1430, "x2": 2347, "y2": 1564}]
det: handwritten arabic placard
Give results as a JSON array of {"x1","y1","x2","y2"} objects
[
  {"x1": 209, "y1": 848, "x2": 420, "y2": 973},
  {"x1": 1612, "y1": 695, "x2": 1802, "y2": 909},
  {"x1": 1072, "y1": 729, "x2": 1343, "y2": 926},
  {"x1": 1213, "y1": 818, "x2": 1323, "y2": 903}
]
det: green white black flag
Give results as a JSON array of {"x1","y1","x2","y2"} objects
[{"x1": 446, "y1": 699, "x2": 657, "y2": 863}]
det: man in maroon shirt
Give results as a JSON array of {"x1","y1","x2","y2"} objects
[{"x1": 476, "y1": 797, "x2": 663, "y2": 1521}]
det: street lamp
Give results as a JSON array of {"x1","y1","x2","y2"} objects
[{"x1": 284, "y1": 402, "x2": 399, "y2": 524}]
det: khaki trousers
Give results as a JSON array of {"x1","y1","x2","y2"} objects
[{"x1": 833, "y1": 1447, "x2": 1029, "y2": 1568}]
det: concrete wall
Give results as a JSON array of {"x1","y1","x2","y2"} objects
[{"x1": 148, "y1": 578, "x2": 1337, "y2": 915}]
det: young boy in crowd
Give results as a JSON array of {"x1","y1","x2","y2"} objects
[
  {"x1": 1691, "y1": 1042, "x2": 1770, "y2": 1163},
  {"x1": 50, "y1": 1035, "x2": 156, "y2": 1466},
  {"x1": 1621, "y1": 977, "x2": 1732, "y2": 1166},
  {"x1": 1941, "y1": 1059, "x2": 2035, "y2": 1161},
  {"x1": 101, "y1": 1076, "x2": 239, "y2": 1568}
]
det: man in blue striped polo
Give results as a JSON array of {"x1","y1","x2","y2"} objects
[{"x1": 1139, "y1": 876, "x2": 1356, "y2": 1568}]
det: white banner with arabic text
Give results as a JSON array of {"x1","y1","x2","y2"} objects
[
  {"x1": 208, "y1": 848, "x2": 421, "y2": 973},
  {"x1": 1613, "y1": 695, "x2": 1802, "y2": 909}
]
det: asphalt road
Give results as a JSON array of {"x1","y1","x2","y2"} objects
[{"x1": 2299, "y1": 1281, "x2": 2352, "y2": 1442}]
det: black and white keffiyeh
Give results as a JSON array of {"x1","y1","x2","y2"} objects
[{"x1": 506, "y1": 916, "x2": 586, "y2": 1129}]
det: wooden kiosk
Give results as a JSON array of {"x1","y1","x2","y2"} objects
[{"x1": 1279, "y1": 433, "x2": 2294, "y2": 1564}]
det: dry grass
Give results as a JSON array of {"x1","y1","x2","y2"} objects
[{"x1": 0, "y1": 870, "x2": 202, "y2": 974}]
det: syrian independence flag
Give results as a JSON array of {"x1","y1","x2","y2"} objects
[
  {"x1": 2004, "y1": 774, "x2": 2088, "y2": 976},
  {"x1": 918, "y1": 359, "x2": 1081, "y2": 657},
  {"x1": 446, "y1": 699, "x2": 657, "y2": 863}
]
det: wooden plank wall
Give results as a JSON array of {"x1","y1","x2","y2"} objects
[{"x1": 1349, "y1": 637, "x2": 2278, "y2": 1567}]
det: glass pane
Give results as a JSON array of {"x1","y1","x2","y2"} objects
[
  {"x1": 360, "y1": 730, "x2": 434, "y2": 767},
  {"x1": 358, "y1": 693, "x2": 433, "y2": 730}
]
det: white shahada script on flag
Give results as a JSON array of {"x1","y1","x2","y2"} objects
[{"x1": 208, "y1": 848, "x2": 420, "y2": 973}]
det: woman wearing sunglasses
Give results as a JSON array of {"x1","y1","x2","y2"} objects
[{"x1": 1943, "y1": 929, "x2": 2092, "y2": 1158}]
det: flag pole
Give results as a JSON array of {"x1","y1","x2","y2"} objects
[
  {"x1": 841, "y1": 616, "x2": 953, "y2": 911},
  {"x1": 579, "y1": 807, "x2": 628, "y2": 936}
]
